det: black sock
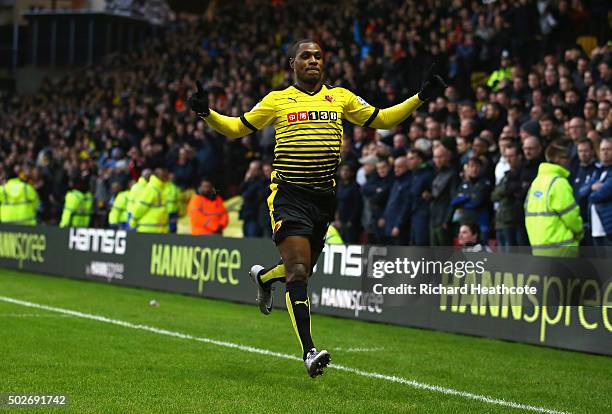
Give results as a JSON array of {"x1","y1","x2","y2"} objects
[{"x1": 285, "y1": 281, "x2": 314, "y2": 360}]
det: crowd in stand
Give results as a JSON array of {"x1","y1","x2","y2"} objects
[{"x1": 0, "y1": 0, "x2": 610, "y2": 246}]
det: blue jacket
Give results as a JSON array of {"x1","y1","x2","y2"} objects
[
  {"x1": 409, "y1": 164, "x2": 434, "y2": 217},
  {"x1": 588, "y1": 166, "x2": 612, "y2": 236},
  {"x1": 573, "y1": 160, "x2": 601, "y2": 224},
  {"x1": 382, "y1": 172, "x2": 412, "y2": 235},
  {"x1": 336, "y1": 179, "x2": 362, "y2": 226},
  {"x1": 451, "y1": 175, "x2": 492, "y2": 233},
  {"x1": 239, "y1": 177, "x2": 267, "y2": 221}
]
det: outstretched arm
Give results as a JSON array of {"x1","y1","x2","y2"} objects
[
  {"x1": 204, "y1": 110, "x2": 254, "y2": 139},
  {"x1": 368, "y1": 94, "x2": 424, "y2": 129},
  {"x1": 188, "y1": 81, "x2": 274, "y2": 139},
  {"x1": 187, "y1": 81, "x2": 249, "y2": 139}
]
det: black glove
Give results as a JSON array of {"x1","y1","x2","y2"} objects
[
  {"x1": 187, "y1": 80, "x2": 210, "y2": 117},
  {"x1": 418, "y1": 63, "x2": 448, "y2": 101}
]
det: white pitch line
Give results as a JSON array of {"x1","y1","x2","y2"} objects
[
  {"x1": 332, "y1": 347, "x2": 385, "y2": 352},
  {"x1": 0, "y1": 295, "x2": 571, "y2": 414},
  {"x1": 0, "y1": 313, "x2": 73, "y2": 317}
]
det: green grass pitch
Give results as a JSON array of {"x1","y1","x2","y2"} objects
[{"x1": 0, "y1": 269, "x2": 610, "y2": 413}]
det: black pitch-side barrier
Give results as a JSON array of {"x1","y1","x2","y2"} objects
[{"x1": 0, "y1": 224, "x2": 610, "y2": 356}]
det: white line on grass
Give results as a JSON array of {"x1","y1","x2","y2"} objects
[
  {"x1": 332, "y1": 347, "x2": 385, "y2": 352},
  {"x1": 0, "y1": 313, "x2": 73, "y2": 317},
  {"x1": 0, "y1": 295, "x2": 571, "y2": 414}
]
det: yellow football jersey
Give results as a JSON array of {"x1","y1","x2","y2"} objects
[{"x1": 240, "y1": 84, "x2": 378, "y2": 191}]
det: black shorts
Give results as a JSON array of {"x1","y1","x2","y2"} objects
[{"x1": 267, "y1": 181, "x2": 335, "y2": 253}]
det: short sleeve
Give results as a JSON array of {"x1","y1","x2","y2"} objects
[
  {"x1": 242, "y1": 92, "x2": 277, "y2": 131},
  {"x1": 342, "y1": 89, "x2": 379, "y2": 127}
]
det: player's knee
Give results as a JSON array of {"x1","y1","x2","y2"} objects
[{"x1": 285, "y1": 262, "x2": 309, "y2": 283}]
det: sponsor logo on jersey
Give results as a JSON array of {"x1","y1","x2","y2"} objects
[
  {"x1": 356, "y1": 96, "x2": 369, "y2": 106},
  {"x1": 287, "y1": 111, "x2": 338, "y2": 123}
]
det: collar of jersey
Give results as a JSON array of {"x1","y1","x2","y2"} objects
[{"x1": 292, "y1": 83, "x2": 324, "y2": 96}]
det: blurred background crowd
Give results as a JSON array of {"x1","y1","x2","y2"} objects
[{"x1": 0, "y1": 0, "x2": 610, "y2": 246}]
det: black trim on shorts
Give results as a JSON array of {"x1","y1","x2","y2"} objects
[
  {"x1": 363, "y1": 108, "x2": 380, "y2": 127},
  {"x1": 240, "y1": 115, "x2": 258, "y2": 132}
]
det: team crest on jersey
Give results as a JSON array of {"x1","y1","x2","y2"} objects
[
  {"x1": 325, "y1": 95, "x2": 334, "y2": 103},
  {"x1": 287, "y1": 111, "x2": 338, "y2": 123}
]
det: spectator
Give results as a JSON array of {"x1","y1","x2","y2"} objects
[
  {"x1": 429, "y1": 145, "x2": 458, "y2": 246},
  {"x1": 482, "y1": 102, "x2": 507, "y2": 137},
  {"x1": 587, "y1": 138, "x2": 612, "y2": 246},
  {"x1": 108, "y1": 181, "x2": 129, "y2": 230},
  {"x1": 356, "y1": 154, "x2": 378, "y2": 187},
  {"x1": 525, "y1": 139, "x2": 583, "y2": 256},
  {"x1": 567, "y1": 117, "x2": 587, "y2": 174},
  {"x1": 60, "y1": 175, "x2": 93, "y2": 228},
  {"x1": 164, "y1": 173, "x2": 180, "y2": 233},
  {"x1": 391, "y1": 134, "x2": 408, "y2": 158},
  {"x1": 573, "y1": 138, "x2": 600, "y2": 245},
  {"x1": 379, "y1": 157, "x2": 411, "y2": 245},
  {"x1": 451, "y1": 156, "x2": 493, "y2": 243},
  {"x1": 188, "y1": 179, "x2": 229, "y2": 236},
  {"x1": 173, "y1": 147, "x2": 198, "y2": 190},
  {"x1": 357, "y1": 155, "x2": 378, "y2": 239},
  {"x1": 407, "y1": 149, "x2": 434, "y2": 246},
  {"x1": 458, "y1": 222, "x2": 492, "y2": 253},
  {"x1": 362, "y1": 159, "x2": 394, "y2": 244},
  {"x1": 0, "y1": 165, "x2": 40, "y2": 225},
  {"x1": 495, "y1": 136, "x2": 513, "y2": 185},
  {"x1": 456, "y1": 136, "x2": 473, "y2": 167},
  {"x1": 239, "y1": 160, "x2": 266, "y2": 237},
  {"x1": 491, "y1": 144, "x2": 527, "y2": 251},
  {"x1": 539, "y1": 114, "x2": 562, "y2": 145},
  {"x1": 520, "y1": 136, "x2": 545, "y2": 201},
  {"x1": 126, "y1": 168, "x2": 151, "y2": 230},
  {"x1": 129, "y1": 166, "x2": 169, "y2": 233},
  {"x1": 487, "y1": 50, "x2": 513, "y2": 91},
  {"x1": 257, "y1": 162, "x2": 273, "y2": 238},
  {"x1": 335, "y1": 164, "x2": 362, "y2": 244}
]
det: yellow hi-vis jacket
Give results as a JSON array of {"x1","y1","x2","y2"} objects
[
  {"x1": 60, "y1": 189, "x2": 93, "y2": 228},
  {"x1": 127, "y1": 176, "x2": 147, "y2": 228},
  {"x1": 487, "y1": 67, "x2": 512, "y2": 91},
  {"x1": 164, "y1": 181, "x2": 179, "y2": 216},
  {"x1": 129, "y1": 175, "x2": 168, "y2": 233},
  {"x1": 108, "y1": 190, "x2": 129, "y2": 227},
  {"x1": 0, "y1": 178, "x2": 40, "y2": 225},
  {"x1": 164, "y1": 180, "x2": 180, "y2": 233},
  {"x1": 524, "y1": 163, "x2": 583, "y2": 257}
]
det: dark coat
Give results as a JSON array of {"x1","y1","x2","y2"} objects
[
  {"x1": 573, "y1": 160, "x2": 601, "y2": 223},
  {"x1": 430, "y1": 165, "x2": 459, "y2": 227},
  {"x1": 409, "y1": 164, "x2": 434, "y2": 216},
  {"x1": 382, "y1": 173, "x2": 412, "y2": 235},
  {"x1": 491, "y1": 167, "x2": 524, "y2": 228},
  {"x1": 239, "y1": 177, "x2": 267, "y2": 221},
  {"x1": 451, "y1": 174, "x2": 492, "y2": 232},
  {"x1": 587, "y1": 166, "x2": 612, "y2": 236}
]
